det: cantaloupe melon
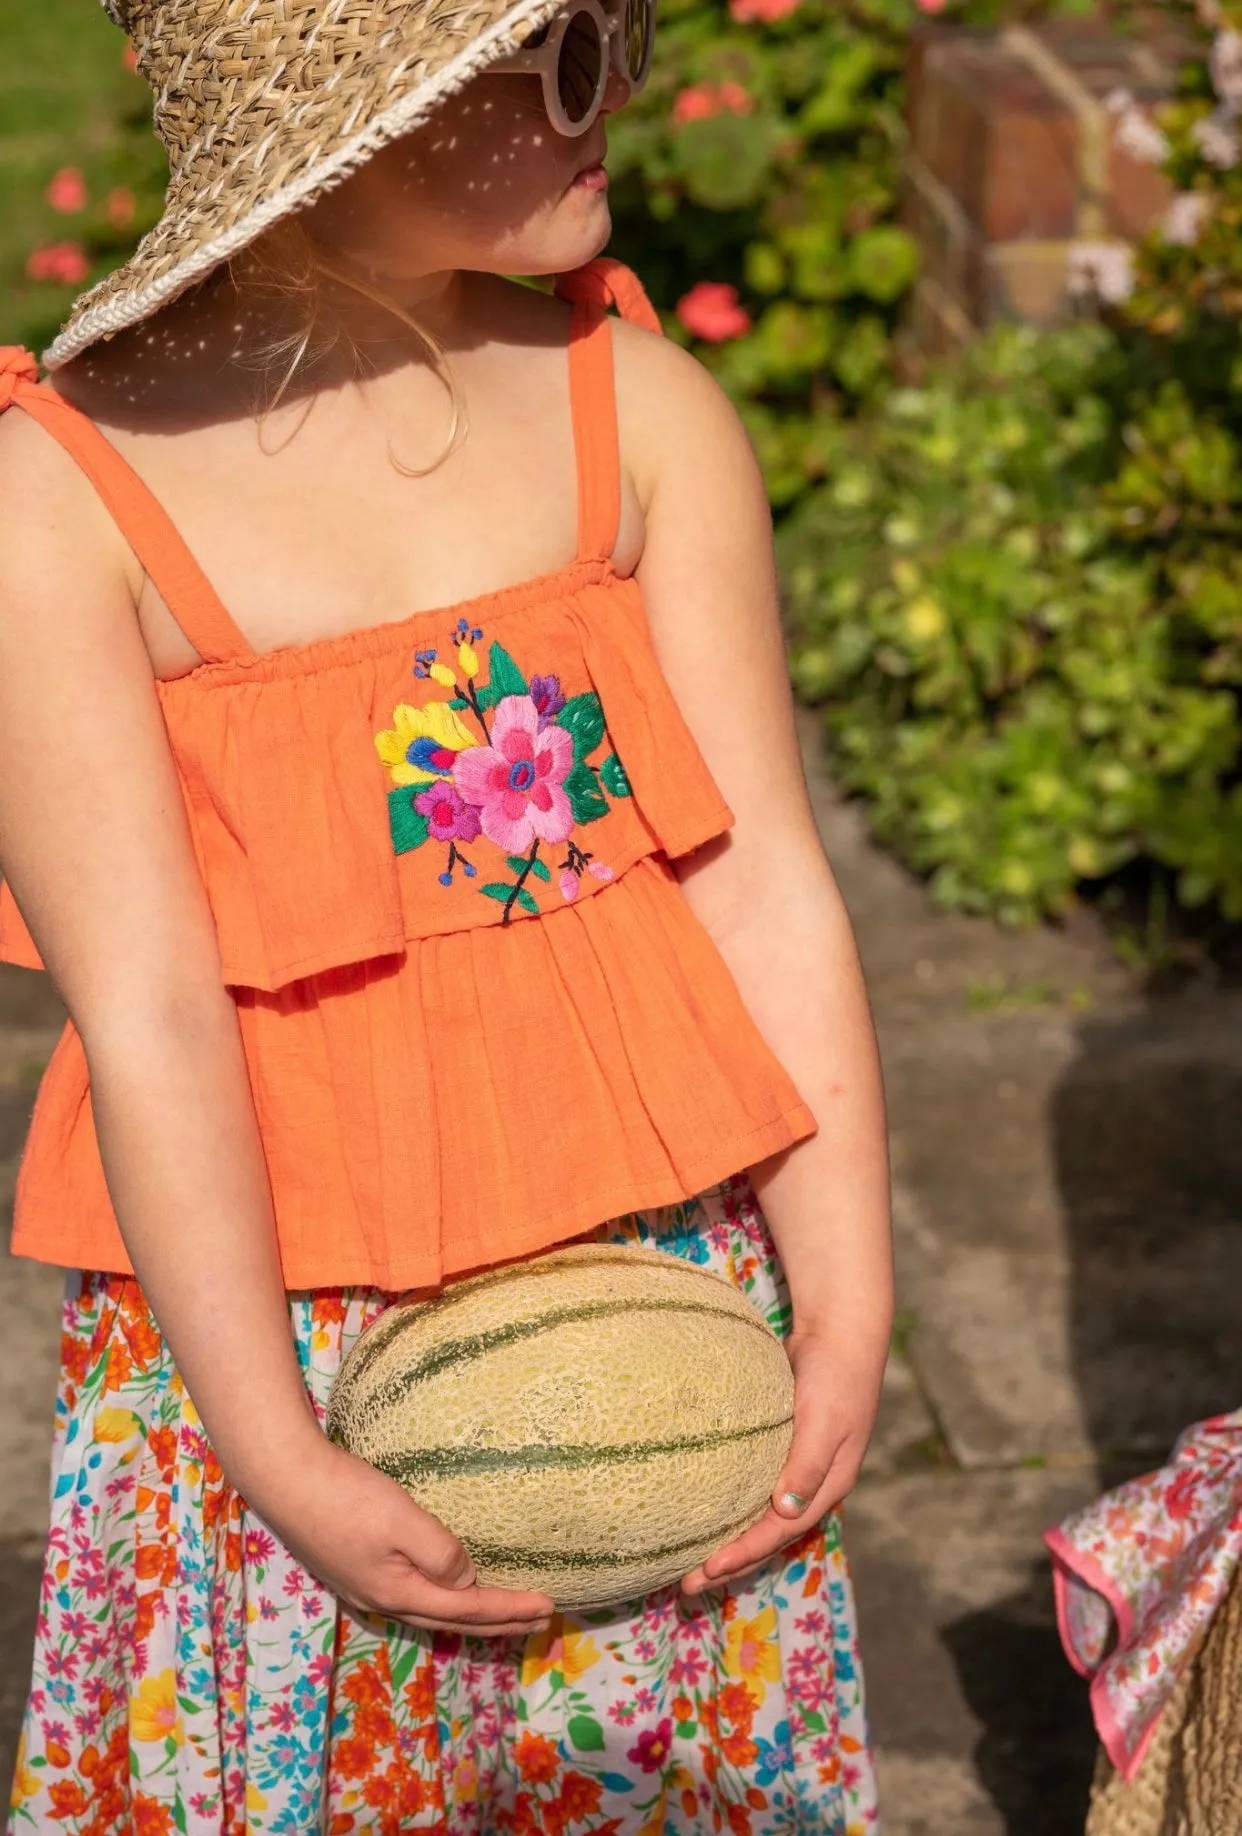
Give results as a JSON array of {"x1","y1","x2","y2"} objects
[{"x1": 326, "y1": 1241, "x2": 795, "y2": 1609}]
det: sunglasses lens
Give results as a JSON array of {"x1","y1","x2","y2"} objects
[
  {"x1": 620, "y1": 0, "x2": 652, "y2": 84},
  {"x1": 557, "y1": 9, "x2": 605, "y2": 125}
]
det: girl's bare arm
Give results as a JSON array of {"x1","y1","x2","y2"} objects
[
  {"x1": 0, "y1": 416, "x2": 550, "y2": 1634},
  {"x1": 621, "y1": 331, "x2": 894, "y2": 1587}
]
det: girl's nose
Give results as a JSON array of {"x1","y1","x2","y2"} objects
[{"x1": 599, "y1": 66, "x2": 632, "y2": 115}]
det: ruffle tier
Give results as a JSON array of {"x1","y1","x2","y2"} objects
[{"x1": 11, "y1": 856, "x2": 816, "y2": 1286}]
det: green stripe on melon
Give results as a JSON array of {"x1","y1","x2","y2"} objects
[{"x1": 327, "y1": 1242, "x2": 794, "y2": 1609}]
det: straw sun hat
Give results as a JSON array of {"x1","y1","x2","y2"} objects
[{"x1": 44, "y1": 0, "x2": 574, "y2": 370}]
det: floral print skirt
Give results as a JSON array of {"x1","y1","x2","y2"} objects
[{"x1": 8, "y1": 1175, "x2": 878, "y2": 1836}]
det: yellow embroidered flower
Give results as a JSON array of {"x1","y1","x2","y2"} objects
[
  {"x1": 428, "y1": 662, "x2": 457, "y2": 688},
  {"x1": 520, "y1": 1616, "x2": 601, "y2": 1686},
  {"x1": 458, "y1": 641, "x2": 479, "y2": 678},
  {"x1": 374, "y1": 701, "x2": 477, "y2": 787},
  {"x1": 453, "y1": 1757, "x2": 478, "y2": 1801},
  {"x1": 722, "y1": 1605, "x2": 782, "y2": 1704},
  {"x1": 93, "y1": 1407, "x2": 142, "y2": 1443},
  {"x1": 130, "y1": 1669, "x2": 183, "y2": 1745}
]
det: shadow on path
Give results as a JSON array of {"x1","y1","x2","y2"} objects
[{"x1": 943, "y1": 1559, "x2": 1097, "y2": 1836}]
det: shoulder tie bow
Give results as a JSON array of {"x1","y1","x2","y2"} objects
[
  {"x1": 0, "y1": 347, "x2": 40, "y2": 410},
  {"x1": 555, "y1": 259, "x2": 662, "y2": 335}
]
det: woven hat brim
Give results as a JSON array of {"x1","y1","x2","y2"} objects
[{"x1": 44, "y1": 0, "x2": 569, "y2": 370}]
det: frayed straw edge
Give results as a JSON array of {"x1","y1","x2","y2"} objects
[{"x1": 45, "y1": 0, "x2": 563, "y2": 369}]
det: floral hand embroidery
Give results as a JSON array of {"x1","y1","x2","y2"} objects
[{"x1": 374, "y1": 624, "x2": 631, "y2": 922}]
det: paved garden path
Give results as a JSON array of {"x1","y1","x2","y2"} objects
[{"x1": 3, "y1": 714, "x2": 1241, "y2": 1830}]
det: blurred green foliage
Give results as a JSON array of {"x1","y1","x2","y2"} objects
[
  {"x1": 785, "y1": 0, "x2": 1242, "y2": 925},
  {"x1": 0, "y1": 0, "x2": 166, "y2": 352}
]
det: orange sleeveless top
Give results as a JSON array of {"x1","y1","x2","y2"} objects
[{"x1": 0, "y1": 261, "x2": 816, "y2": 1288}]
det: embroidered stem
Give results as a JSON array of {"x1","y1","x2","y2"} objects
[
  {"x1": 503, "y1": 839, "x2": 541, "y2": 924},
  {"x1": 463, "y1": 681, "x2": 491, "y2": 741}
]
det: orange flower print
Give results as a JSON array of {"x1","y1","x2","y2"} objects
[
  {"x1": 47, "y1": 1779, "x2": 90, "y2": 1818},
  {"x1": 722, "y1": 1730, "x2": 760, "y2": 1767},
  {"x1": 103, "y1": 1339, "x2": 132, "y2": 1392},
  {"x1": 133, "y1": 1793, "x2": 174, "y2": 1835},
  {"x1": 718, "y1": 1681, "x2": 758, "y2": 1731},
  {"x1": 514, "y1": 1730, "x2": 560, "y2": 1783},
  {"x1": 334, "y1": 1736, "x2": 376, "y2": 1779},
  {"x1": 402, "y1": 1659, "x2": 436, "y2": 1719},
  {"x1": 559, "y1": 1771, "x2": 603, "y2": 1822},
  {"x1": 343, "y1": 1659, "x2": 387, "y2": 1709}
]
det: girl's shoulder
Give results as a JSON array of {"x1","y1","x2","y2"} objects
[
  {"x1": 0, "y1": 371, "x2": 138, "y2": 615},
  {"x1": 608, "y1": 312, "x2": 757, "y2": 509}
]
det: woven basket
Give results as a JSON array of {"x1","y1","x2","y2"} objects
[{"x1": 1085, "y1": 1565, "x2": 1242, "y2": 1836}]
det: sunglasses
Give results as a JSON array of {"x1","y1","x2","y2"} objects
[{"x1": 492, "y1": 0, "x2": 656, "y2": 137}]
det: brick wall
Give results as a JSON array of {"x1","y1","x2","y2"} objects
[{"x1": 902, "y1": 15, "x2": 1195, "y2": 361}]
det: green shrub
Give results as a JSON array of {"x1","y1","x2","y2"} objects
[
  {"x1": 784, "y1": 0, "x2": 1242, "y2": 927},
  {"x1": 606, "y1": 0, "x2": 926, "y2": 509}
]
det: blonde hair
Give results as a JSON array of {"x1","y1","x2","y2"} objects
[{"x1": 230, "y1": 219, "x2": 464, "y2": 475}]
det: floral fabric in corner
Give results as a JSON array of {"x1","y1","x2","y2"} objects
[{"x1": 375, "y1": 619, "x2": 633, "y2": 924}]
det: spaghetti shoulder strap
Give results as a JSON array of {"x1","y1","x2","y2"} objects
[
  {"x1": 554, "y1": 262, "x2": 663, "y2": 565},
  {"x1": 0, "y1": 349, "x2": 254, "y2": 665}
]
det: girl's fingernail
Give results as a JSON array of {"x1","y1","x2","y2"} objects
[{"x1": 780, "y1": 1491, "x2": 807, "y2": 1513}]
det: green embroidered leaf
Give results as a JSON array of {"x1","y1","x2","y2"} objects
[
  {"x1": 600, "y1": 751, "x2": 632, "y2": 798},
  {"x1": 475, "y1": 683, "x2": 499, "y2": 710},
  {"x1": 449, "y1": 696, "x2": 469, "y2": 710},
  {"x1": 508, "y1": 854, "x2": 551, "y2": 881},
  {"x1": 556, "y1": 691, "x2": 606, "y2": 761},
  {"x1": 480, "y1": 882, "x2": 517, "y2": 904},
  {"x1": 512, "y1": 886, "x2": 539, "y2": 916},
  {"x1": 564, "y1": 760, "x2": 609, "y2": 824},
  {"x1": 567, "y1": 1712, "x2": 607, "y2": 1752},
  {"x1": 479, "y1": 882, "x2": 539, "y2": 917},
  {"x1": 801, "y1": 1708, "x2": 828, "y2": 1735},
  {"x1": 487, "y1": 641, "x2": 528, "y2": 700},
  {"x1": 387, "y1": 788, "x2": 430, "y2": 855}
]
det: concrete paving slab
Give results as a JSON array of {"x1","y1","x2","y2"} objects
[{"x1": 847, "y1": 1468, "x2": 1103, "y2": 1836}]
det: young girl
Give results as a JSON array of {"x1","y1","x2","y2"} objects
[{"x1": 1, "y1": 0, "x2": 891, "y2": 1830}]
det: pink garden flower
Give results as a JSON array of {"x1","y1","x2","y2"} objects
[
  {"x1": 45, "y1": 168, "x2": 87, "y2": 214},
  {"x1": 453, "y1": 694, "x2": 574, "y2": 853},
  {"x1": 730, "y1": 0, "x2": 800, "y2": 20},
  {"x1": 676, "y1": 280, "x2": 752, "y2": 343},
  {"x1": 672, "y1": 80, "x2": 753, "y2": 124},
  {"x1": 25, "y1": 241, "x2": 89, "y2": 286}
]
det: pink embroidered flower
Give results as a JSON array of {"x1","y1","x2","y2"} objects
[
  {"x1": 559, "y1": 869, "x2": 581, "y2": 902},
  {"x1": 25, "y1": 242, "x2": 90, "y2": 286},
  {"x1": 45, "y1": 168, "x2": 87, "y2": 215},
  {"x1": 453, "y1": 695, "x2": 574, "y2": 852},
  {"x1": 730, "y1": 0, "x2": 800, "y2": 20},
  {"x1": 676, "y1": 281, "x2": 751, "y2": 343},
  {"x1": 672, "y1": 80, "x2": 753, "y2": 124},
  {"x1": 414, "y1": 781, "x2": 483, "y2": 844},
  {"x1": 588, "y1": 860, "x2": 615, "y2": 882}
]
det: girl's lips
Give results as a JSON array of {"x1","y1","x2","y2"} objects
[{"x1": 570, "y1": 162, "x2": 608, "y2": 193}]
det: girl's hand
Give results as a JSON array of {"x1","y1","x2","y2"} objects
[
  {"x1": 680, "y1": 1328, "x2": 885, "y2": 1595},
  {"x1": 241, "y1": 1430, "x2": 556, "y2": 1638}
]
